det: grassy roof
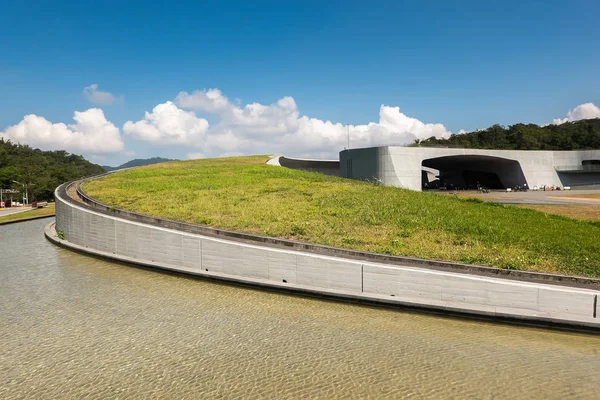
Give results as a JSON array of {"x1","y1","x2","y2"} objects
[{"x1": 82, "y1": 156, "x2": 600, "y2": 278}]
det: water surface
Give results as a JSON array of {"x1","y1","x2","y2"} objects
[{"x1": 1, "y1": 219, "x2": 599, "y2": 399}]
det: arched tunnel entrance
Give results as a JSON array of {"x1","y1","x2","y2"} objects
[{"x1": 421, "y1": 155, "x2": 527, "y2": 190}]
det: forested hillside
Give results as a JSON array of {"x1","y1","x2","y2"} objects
[
  {"x1": 0, "y1": 139, "x2": 104, "y2": 201},
  {"x1": 412, "y1": 118, "x2": 600, "y2": 150}
]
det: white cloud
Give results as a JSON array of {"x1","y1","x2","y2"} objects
[
  {"x1": 217, "y1": 151, "x2": 245, "y2": 158},
  {"x1": 187, "y1": 152, "x2": 205, "y2": 160},
  {"x1": 552, "y1": 102, "x2": 600, "y2": 125},
  {"x1": 200, "y1": 96, "x2": 452, "y2": 158},
  {"x1": 175, "y1": 89, "x2": 233, "y2": 113},
  {"x1": 83, "y1": 84, "x2": 121, "y2": 106},
  {"x1": 123, "y1": 101, "x2": 209, "y2": 145},
  {"x1": 0, "y1": 108, "x2": 124, "y2": 155},
  {"x1": 129, "y1": 88, "x2": 452, "y2": 158}
]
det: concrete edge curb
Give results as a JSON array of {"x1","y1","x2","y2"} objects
[{"x1": 265, "y1": 155, "x2": 282, "y2": 166}]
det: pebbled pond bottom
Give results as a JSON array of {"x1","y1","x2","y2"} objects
[{"x1": 1, "y1": 219, "x2": 599, "y2": 399}]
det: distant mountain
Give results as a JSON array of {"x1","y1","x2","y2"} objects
[{"x1": 102, "y1": 157, "x2": 177, "y2": 171}]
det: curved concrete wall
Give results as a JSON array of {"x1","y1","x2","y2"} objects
[
  {"x1": 275, "y1": 156, "x2": 340, "y2": 176},
  {"x1": 52, "y1": 182, "x2": 600, "y2": 330}
]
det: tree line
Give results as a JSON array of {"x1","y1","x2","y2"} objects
[
  {"x1": 0, "y1": 139, "x2": 105, "y2": 201},
  {"x1": 411, "y1": 118, "x2": 600, "y2": 150}
]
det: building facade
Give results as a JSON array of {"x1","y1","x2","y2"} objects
[{"x1": 339, "y1": 146, "x2": 600, "y2": 191}]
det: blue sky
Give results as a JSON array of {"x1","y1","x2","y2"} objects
[{"x1": 1, "y1": 0, "x2": 599, "y2": 165}]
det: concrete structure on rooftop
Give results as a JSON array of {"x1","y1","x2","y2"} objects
[
  {"x1": 268, "y1": 156, "x2": 340, "y2": 176},
  {"x1": 339, "y1": 146, "x2": 600, "y2": 191}
]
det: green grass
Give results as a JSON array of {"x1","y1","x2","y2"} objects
[
  {"x1": 0, "y1": 203, "x2": 55, "y2": 223},
  {"x1": 82, "y1": 156, "x2": 600, "y2": 278}
]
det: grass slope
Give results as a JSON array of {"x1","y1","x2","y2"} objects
[
  {"x1": 0, "y1": 203, "x2": 55, "y2": 223},
  {"x1": 83, "y1": 156, "x2": 600, "y2": 278}
]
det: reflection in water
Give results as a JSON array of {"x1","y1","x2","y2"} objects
[{"x1": 1, "y1": 219, "x2": 599, "y2": 399}]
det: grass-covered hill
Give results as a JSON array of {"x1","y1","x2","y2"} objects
[
  {"x1": 82, "y1": 156, "x2": 600, "y2": 278},
  {"x1": 412, "y1": 118, "x2": 600, "y2": 150},
  {"x1": 102, "y1": 157, "x2": 177, "y2": 171},
  {"x1": 0, "y1": 139, "x2": 104, "y2": 201}
]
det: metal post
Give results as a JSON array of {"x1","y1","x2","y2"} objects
[
  {"x1": 12, "y1": 180, "x2": 24, "y2": 205},
  {"x1": 25, "y1": 183, "x2": 34, "y2": 205}
]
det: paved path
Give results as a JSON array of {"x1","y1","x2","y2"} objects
[
  {"x1": 441, "y1": 189, "x2": 600, "y2": 205},
  {"x1": 493, "y1": 190, "x2": 600, "y2": 205},
  {"x1": 0, "y1": 207, "x2": 33, "y2": 217}
]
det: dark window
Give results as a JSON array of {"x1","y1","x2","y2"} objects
[{"x1": 582, "y1": 160, "x2": 600, "y2": 166}]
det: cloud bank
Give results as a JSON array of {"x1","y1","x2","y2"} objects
[
  {"x1": 123, "y1": 101, "x2": 209, "y2": 145},
  {"x1": 0, "y1": 108, "x2": 124, "y2": 154},
  {"x1": 552, "y1": 103, "x2": 600, "y2": 125},
  {"x1": 2, "y1": 85, "x2": 599, "y2": 162},
  {"x1": 124, "y1": 88, "x2": 452, "y2": 158}
]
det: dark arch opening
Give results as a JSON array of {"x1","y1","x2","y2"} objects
[
  {"x1": 582, "y1": 160, "x2": 600, "y2": 169},
  {"x1": 421, "y1": 155, "x2": 527, "y2": 190}
]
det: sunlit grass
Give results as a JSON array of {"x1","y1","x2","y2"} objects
[
  {"x1": 0, "y1": 203, "x2": 55, "y2": 223},
  {"x1": 83, "y1": 156, "x2": 600, "y2": 278}
]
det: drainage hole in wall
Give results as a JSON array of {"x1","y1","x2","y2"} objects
[
  {"x1": 205, "y1": 269, "x2": 209, "y2": 272},
  {"x1": 282, "y1": 279, "x2": 287, "y2": 283},
  {"x1": 390, "y1": 294, "x2": 395, "y2": 297}
]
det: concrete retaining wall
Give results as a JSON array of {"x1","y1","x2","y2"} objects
[
  {"x1": 51, "y1": 184, "x2": 600, "y2": 330},
  {"x1": 269, "y1": 155, "x2": 340, "y2": 176}
]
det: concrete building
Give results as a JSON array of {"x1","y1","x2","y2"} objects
[{"x1": 340, "y1": 146, "x2": 600, "y2": 191}]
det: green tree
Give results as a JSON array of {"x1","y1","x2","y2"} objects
[
  {"x1": 411, "y1": 118, "x2": 600, "y2": 150},
  {"x1": 0, "y1": 138, "x2": 105, "y2": 201}
]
